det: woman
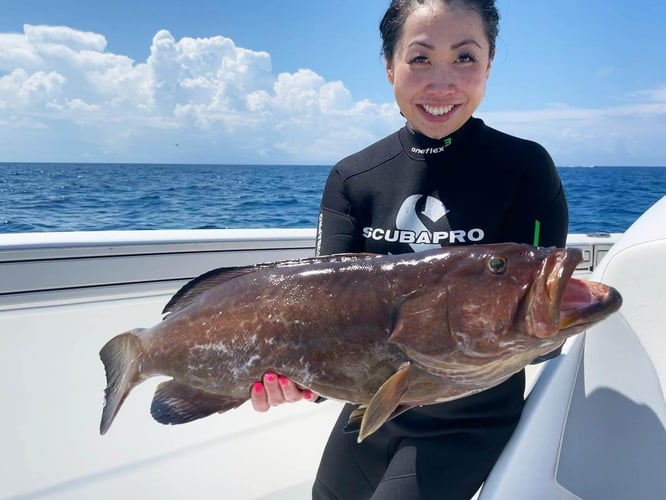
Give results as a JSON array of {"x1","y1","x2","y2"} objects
[{"x1": 252, "y1": 1, "x2": 568, "y2": 498}]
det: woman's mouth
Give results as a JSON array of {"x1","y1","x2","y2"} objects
[{"x1": 421, "y1": 104, "x2": 455, "y2": 117}]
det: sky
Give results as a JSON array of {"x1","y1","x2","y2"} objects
[{"x1": 0, "y1": 0, "x2": 665, "y2": 166}]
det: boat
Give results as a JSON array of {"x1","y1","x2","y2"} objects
[
  {"x1": 1, "y1": 197, "x2": 664, "y2": 499},
  {"x1": 480, "y1": 196, "x2": 666, "y2": 500}
]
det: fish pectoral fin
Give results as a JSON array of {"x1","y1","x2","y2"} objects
[
  {"x1": 357, "y1": 362, "x2": 413, "y2": 443},
  {"x1": 150, "y1": 380, "x2": 245, "y2": 425},
  {"x1": 389, "y1": 289, "x2": 456, "y2": 359}
]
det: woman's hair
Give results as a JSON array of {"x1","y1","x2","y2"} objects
[{"x1": 380, "y1": 0, "x2": 500, "y2": 61}]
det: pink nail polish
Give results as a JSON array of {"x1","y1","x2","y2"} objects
[
  {"x1": 303, "y1": 391, "x2": 313, "y2": 401},
  {"x1": 279, "y1": 376, "x2": 289, "y2": 387},
  {"x1": 253, "y1": 382, "x2": 264, "y2": 395},
  {"x1": 265, "y1": 373, "x2": 276, "y2": 383}
]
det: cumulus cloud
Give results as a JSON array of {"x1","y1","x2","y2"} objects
[
  {"x1": 0, "y1": 24, "x2": 401, "y2": 163},
  {"x1": 0, "y1": 24, "x2": 663, "y2": 165}
]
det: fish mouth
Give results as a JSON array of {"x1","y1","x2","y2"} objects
[
  {"x1": 558, "y1": 278, "x2": 622, "y2": 333},
  {"x1": 523, "y1": 248, "x2": 622, "y2": 338}
]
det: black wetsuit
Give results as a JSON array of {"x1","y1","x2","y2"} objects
[{"x1": 312, "y1": 117, "x2": 568, "y2": 500}]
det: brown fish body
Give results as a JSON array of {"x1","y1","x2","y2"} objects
[
  {"x1": 100, "y1": 243, "x2": 622, "y2": 441},
  {"x1": 137, "y1": 259, "x2": 400, "y2": 398}
]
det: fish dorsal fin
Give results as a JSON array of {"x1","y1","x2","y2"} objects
[
  {"x1": 162, "y1": 252, "x2": 381, "y2": 315},
  {"x1": 151, "y1": 379, "x2": 245, "y2": 425},
  {"x1": 357, "y1": 362, "x2": 413, "y2": 443},
  {"x1": 162, "y1": 265, "x2": 259, "y2": 315}
]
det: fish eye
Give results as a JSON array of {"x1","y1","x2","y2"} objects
[{"x1": 487, "y1": 257, "x2": 507, "y2": 274}]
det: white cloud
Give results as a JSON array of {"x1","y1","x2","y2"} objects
[
  {"x1": 0, "y1": 68, "x2": 65, "y2": 108},
  {"x1": 23, "y1": 24, "x2": 107, "y2": 52},
  {"x1": 0, "y1": 24, "x2": 401, "y2": 163},
  {"x1": 0, "y1": 24, "x2": 663, "y2": 165},
  {"x1": 481, "y1": 97, "x2": 666, "y2": 166},
  {"x1": 632, "y1": 86, "x2": 666, "y2": 103}
]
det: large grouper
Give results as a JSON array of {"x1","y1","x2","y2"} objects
[{"x1": 99, "y1": 243, "x2": 622, "y2": 442}]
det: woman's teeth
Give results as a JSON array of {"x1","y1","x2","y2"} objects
[{"x1": 422, "y1": 104, "x2": 454, "y2": 116}]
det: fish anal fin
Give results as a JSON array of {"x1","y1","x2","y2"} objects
[
  {"x1": 357, "y1": 362, "x2": 413, "y2": 443},
  {"x1": 150, "y1": 380, "x2": 245, "y2": 425},
  {"x1": 343, "y1": 405, "x2": 367, "y2": 434}
]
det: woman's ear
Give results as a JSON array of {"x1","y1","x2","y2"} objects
[{"x1": 385, "y1": 58, "x2": 395, "y2": 84}]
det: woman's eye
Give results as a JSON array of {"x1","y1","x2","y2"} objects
[
  {"x1": 410, "y1": 55, "x2": 429, "y2": 64},
  {"x1": 488, "y1": 257, "x2": 507, "y2": 274},
  {"x1": 457, "y1": 52, "x2": 477, "y2": 63}
]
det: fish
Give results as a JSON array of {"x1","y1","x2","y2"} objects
[{"x1": 99, "y1": 243, "x2": 622, "y2": 442}]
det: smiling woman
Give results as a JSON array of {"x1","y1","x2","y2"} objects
[
  {"x1": 248, "y1": 1, "x2": 570, "y2": 499},
  {"x1": 384, "y1": 1, "x2": 494, "y2": 139}
]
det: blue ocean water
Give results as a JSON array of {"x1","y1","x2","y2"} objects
[{"x1": 1, "y1": 163, "x2": 664, "y2": 234}]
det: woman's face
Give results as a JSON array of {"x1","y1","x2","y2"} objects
[{"x1": 386, "y1": 3, "x2": 492, "y2": 139}]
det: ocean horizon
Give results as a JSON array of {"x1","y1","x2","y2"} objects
[{"x1": 1, "y1": 162, "x2": 665, "y2": 235}]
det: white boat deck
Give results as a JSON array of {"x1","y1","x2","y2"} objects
[{"x1": 1, "y1": 229, "x2": 338, "y2": 500}]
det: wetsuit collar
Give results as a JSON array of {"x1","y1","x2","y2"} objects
[{"x1": 400, "y1": 118, "x2": 479, "y2": 161}]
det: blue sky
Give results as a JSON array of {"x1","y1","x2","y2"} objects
[{"x1": 1, "y1": 0, "x2": 665, "y2": 166}]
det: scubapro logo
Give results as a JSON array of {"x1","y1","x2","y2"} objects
[
  {"x1": 363, "y1": 195, "x2": 485, "y2": 251},
  {"x1": 362, "y1": 227, "x2": 484, "y2": 245}
]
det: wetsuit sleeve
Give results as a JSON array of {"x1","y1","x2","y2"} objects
[
  {"x1": 501, "y1": 145, "x2": 568, "y2": 248},
  {"x1": 316, "y1": 167, "x2": 362, "y2": 256}
]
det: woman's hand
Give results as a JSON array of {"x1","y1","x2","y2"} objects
[{"x1": 250, "y1": 372, "x2": 318, "y2": 411}]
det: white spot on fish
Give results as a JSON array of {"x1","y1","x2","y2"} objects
[
  {"x1": 246, "y1": 354, "x2": 261, "y2": 367},
  {"x1": 268, "y1": 274, "x2": 287, "y2": 286},
  {"x1": 297, "y1": 355, "x2": 315, "y2": 384},
  {"x1": 299, "y1": 268, "x2": 335, "y2": 278},
  {"x1": 192, "y1": 343, "x2": 230, "y2": 354}
]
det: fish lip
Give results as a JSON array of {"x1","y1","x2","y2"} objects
[
  {"x1": 558, "y1": 280, "x2": 623, "y2": 332},
  {"x1": 524, "y1": 248, "x2": 581, "y2": 338}
]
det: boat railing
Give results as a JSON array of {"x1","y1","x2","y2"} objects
[{"x1": 0, "y1": 229, "x2": 620, "y2": 310}]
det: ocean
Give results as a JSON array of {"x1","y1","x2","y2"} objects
[{"x1": 1, "y1": 163, "x2": 665, "y2": 235}]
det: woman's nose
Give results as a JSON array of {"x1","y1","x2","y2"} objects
[{"x1": 425, "y1": 67, "x2": 456, "y2": 95}]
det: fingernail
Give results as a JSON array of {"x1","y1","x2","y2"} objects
[
  {"x1": 265, "y1": 373, "x2": 276, "y2": 383},
  {"x1": 253, "y1": 382, "x2": 264, "y2": 395},
  {"x1": 303, "y1": 391, "x2": 313, "y2": 401},
  {"x1": 278, "y1": 376, "x2": 289, "y2": 387}
]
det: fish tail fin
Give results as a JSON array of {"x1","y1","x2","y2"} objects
[{"x1": 99, "y1": 330, "x2": 145, "y2": 435}]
